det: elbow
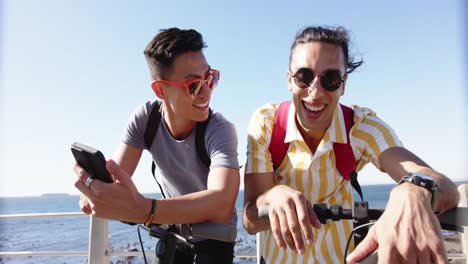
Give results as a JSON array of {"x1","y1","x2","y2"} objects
[
  {"x1": 242, "y1": 210, "x2": 260, "y2": 235},
  {"x1": 210, "y1": 193, "x2": 236, "y2": 223},
  {"x1": 218, "y1": 214, "x2": 234, "y2": 224},
  {"x1": 211, "y1": 207, "x2": 234, "y2": 223},
  {"x1": 447, "y1": 185, "x2": 460, "y2": 210},
  {"x1": 243, "y1": 222, "x2": 258, "y2": 235}
]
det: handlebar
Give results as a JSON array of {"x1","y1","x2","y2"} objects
[
  {"x1": 258, "y1": 201, "x2": 384, "y2": 224},
  {"x1": 258, "y1": 202, "x2": 468, "y2": 230},
  {"x1": 257, "y1": 203, "x2": 467, "y2": 264}
]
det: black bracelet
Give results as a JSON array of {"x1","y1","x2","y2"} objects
[{"x1": 144, "y1": 198, "x2": 157, "y2": 226}]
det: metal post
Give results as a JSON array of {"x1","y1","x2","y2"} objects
[
  {"x1": 457, "y1": 184, "x2": 468, "y2": 262},
  {"x1": 256, "y1": 232, "x2": 262, "y2": 264},
  {"x1": 88, "y1": 216, "x2": 109, "y2": 263}
]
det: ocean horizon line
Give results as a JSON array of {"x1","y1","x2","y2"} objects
[{"x1": 1, "y1": 181, "x2": 466, "y2": 198}]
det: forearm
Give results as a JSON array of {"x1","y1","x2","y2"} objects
[
  {"x1": 242, "y1": 172, "x2": 277, "y2": 234},
  {"x1": 379, "y1": 147, "x2": 459, "y2": 212},
  {"x1": 412, "y1": 167, "x2": 460, "y2": 212},
  {"x1": 149, "y1": 189, "x2": 236, "y2": 224},
  {"x1": 243, "y1": 192, "x2": 271, "y2": 234}
]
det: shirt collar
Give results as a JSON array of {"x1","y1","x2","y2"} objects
[{"x1": 283, "y1": 103, "x2": 348, "y2": 144}]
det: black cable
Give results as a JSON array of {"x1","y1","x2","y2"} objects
[
  {"x1": 343, "y1": 222, "x2": 375, "y2": 264},
  {"x1": 137, "y1": 225, "x2": 150, "y2": 264}
]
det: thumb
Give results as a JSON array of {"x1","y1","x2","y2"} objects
[
  {"x1": 346, "y1": 226, "x2": 378, "y2": 264},
  {"x1": 106, "y1": 159, "x2": 138, "y2": 192}
]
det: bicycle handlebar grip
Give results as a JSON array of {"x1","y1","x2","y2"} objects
[
  {"x1": 258, "y1": 204, "x2": 329, "y2": 224},
  {"x1": 190, "y1": 222, "x2": 237, "y2": 242},
  {"x1": 258, "y1": 205, "x2": 269, "y2": 220}
]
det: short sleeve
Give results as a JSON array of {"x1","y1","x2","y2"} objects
[
  {"x1": 244, "y1": 103, "x2": 278, "y2": 174},
  {"x1": 121, "y1": 101, "x2": 154, "y2": 150},
  {"x1": 205, "y1": 113, "x2": 240, "y2": 169},
  {"x1": 351, "y1": 106, "x2": 403, "y2": 171}
]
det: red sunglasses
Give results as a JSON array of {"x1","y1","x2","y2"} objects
[{"x1": 154, "y1": 69, "x2": 220, "y2": 97}]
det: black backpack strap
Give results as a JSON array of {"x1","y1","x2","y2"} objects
[
  {"x1": 350, "y1": 171, "x2": 363, "y2": 202},
  {"x1": 143, "y1": 102, "x2": 212, "y2": 197},
  {"x1": 144, "y1": 101, "x2": 166, "y2": 198},
  {"x1": 195, "y1": 108, "x2": 212, "y2": 168},
  {"x1": 144, "y1": 101, "x2": 162, "y2": 149}
]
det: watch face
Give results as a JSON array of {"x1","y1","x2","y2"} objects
[
  {"x1": 402, "y1": 173, "x2": 438, "y2": 210},
  {"x1": 412, "y1": 174, "x2": 433, "y2": 181},
  {"x1": 408, "y1": 173, "x2": 436, "y2": 189}
]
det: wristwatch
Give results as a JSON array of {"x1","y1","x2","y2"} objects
[{"x1": 399, "y1": 173, "x2": 438, "y2": 210}]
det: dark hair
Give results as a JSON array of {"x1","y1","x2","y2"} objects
[
  {"x1": 289, "y1": 26, "x2": 363, "y2": 74},
  {"x1": 144, "y1": 28, "x2": 207, "y2": 80}
]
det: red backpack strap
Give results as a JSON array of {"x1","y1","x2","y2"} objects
[
  {"x1": 334, "y1": 104, "x2": 363, "y2": 201},
  {"x1": 269, "y1": 101, "x2": 292, "y2": 171},
  {"x1": 333, "y1": 104, "x2": 356, "y2": 180}
]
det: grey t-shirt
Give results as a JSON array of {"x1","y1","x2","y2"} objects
[{"x1": 122, "y1": 101, "x2": 239, "y2": 225}]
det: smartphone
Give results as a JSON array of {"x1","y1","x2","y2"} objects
[{"x1": 71, "y1": 142, "x2": 113, "y2": 183}]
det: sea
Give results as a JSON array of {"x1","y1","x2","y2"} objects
[{"x1": 0, "y1": 184, "x2": 445, "y2": 263}]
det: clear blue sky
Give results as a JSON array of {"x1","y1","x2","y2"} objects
[{"x1": 1, "y1": 1, "x2": 466, "y2": 197}]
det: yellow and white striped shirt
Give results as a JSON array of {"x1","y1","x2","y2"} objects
[{"x1": 245, "y1": 102, "x2": 402, "y2": 264}]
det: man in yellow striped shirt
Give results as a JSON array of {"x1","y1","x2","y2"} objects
[{"x1": 242, "y1": 26, "x2": 459, "y2": 264}]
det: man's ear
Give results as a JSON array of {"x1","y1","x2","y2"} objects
[
  {"x1": 287, "y1": 71, "x2": 293, "y2": 91},
  {"x1": 151, "y1": 81, "x2": 167, "y2": 100}
]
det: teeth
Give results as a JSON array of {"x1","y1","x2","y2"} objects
[
  {"x1": 194, "y1": 102, "x2": 208, "y2": 108},
  {"x1": 304, "y1": 103, "x2": 325, "y2": 112}
]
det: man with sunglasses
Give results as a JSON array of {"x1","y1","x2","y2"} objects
[
  {"x1": 242, "y1": 26, "x2": 459, "y2": 263},
  {"x1": 74, "y1": 28, "x2": 240, "y2": 263}
]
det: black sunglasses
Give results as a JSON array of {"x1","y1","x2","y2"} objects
[{"x1": 290, "y1": 68, "x2": 345, "y2": 92}]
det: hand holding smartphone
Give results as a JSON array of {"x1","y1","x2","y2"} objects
[{"x1": 71, "y1": 142, "x2": 114, "y2": 183}]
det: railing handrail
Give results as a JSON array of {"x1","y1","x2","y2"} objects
[
  {"x1": 0, "y1": 212, "x2": 87, "y2": 219},
  {"x1": 0, "y1": 211, "x2": 256, "y2": 263},
  {"x1": 2, "y1": 184, "x2": 467, "y2": 263}
]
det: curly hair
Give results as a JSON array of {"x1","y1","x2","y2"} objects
[{"x1": 289, "y1": 26, "x2": 363, "y2": 74}]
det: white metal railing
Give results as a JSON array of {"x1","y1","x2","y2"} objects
[
  {"x1": 0, "y1": 211, "x2": 256, "y2": 263},
  {"x1": 1, "y1": 184, "x2": 467, "y2": 263},
  {"x1": 458, "y1": 184, "x2": 468, "y2": 262}
]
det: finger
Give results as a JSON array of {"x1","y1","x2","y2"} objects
[
  {"x1": 295, "y1": 198, "x2": 314, "y2": 246},
  {"x1": 73, "y1": 164, "x2": 90, "y2": 183},
  {"x1": 404, "y1": 248, "x2": 417, "y2": 264},
  {"x1": 106, "y1": 160, "x2": 138, "y2": 192},
  {"x1": 307, "y1": 202, "x2": 322, "y2": 229},
  {"x1": 427, "y1": 215, "x2": 448, "y2": 264},
  {"x1": 431, "y1": 241, "x2": 448, "y2": 264},
  {"x1": 73, "y1": 164, "x2": 99, "y2": 192},
  {"x1": 74, "y1": 178, "x2": 96, "y2": 200},
  {"x1": 79, "y1": 198, "x2": 92, "y2": 215},
  {"x1": 376, "y1": 247, "x2": 395, "y2": 264},
  {"x1": 276, "y1": 208, "x2": 296, "y2": 252},
  {"x1": 270, "y1": 210, "x2": 287, "y2": 251},
  {"x1": 284, "y1": 204, "x2": 304, "y2": 254},
  {"x1": 346, "y1": 226, "x2": 378, "y2": 264},
  {"x1": 418, "y1": 248, "x2": 431, "y2": 264},
  {"x1": 80, "y1": 194, "x2": 92, "y2": 213},
  {"x1": 73, "y1": 161, "x2": 81, "y2": 173}
]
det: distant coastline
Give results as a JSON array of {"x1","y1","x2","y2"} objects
[
  {"x1": 41, "y1": 193, "x2": 71, "y2": 197},
  {"x1": 455, "y1": 180, "x2": 468, "y2": 187}
]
